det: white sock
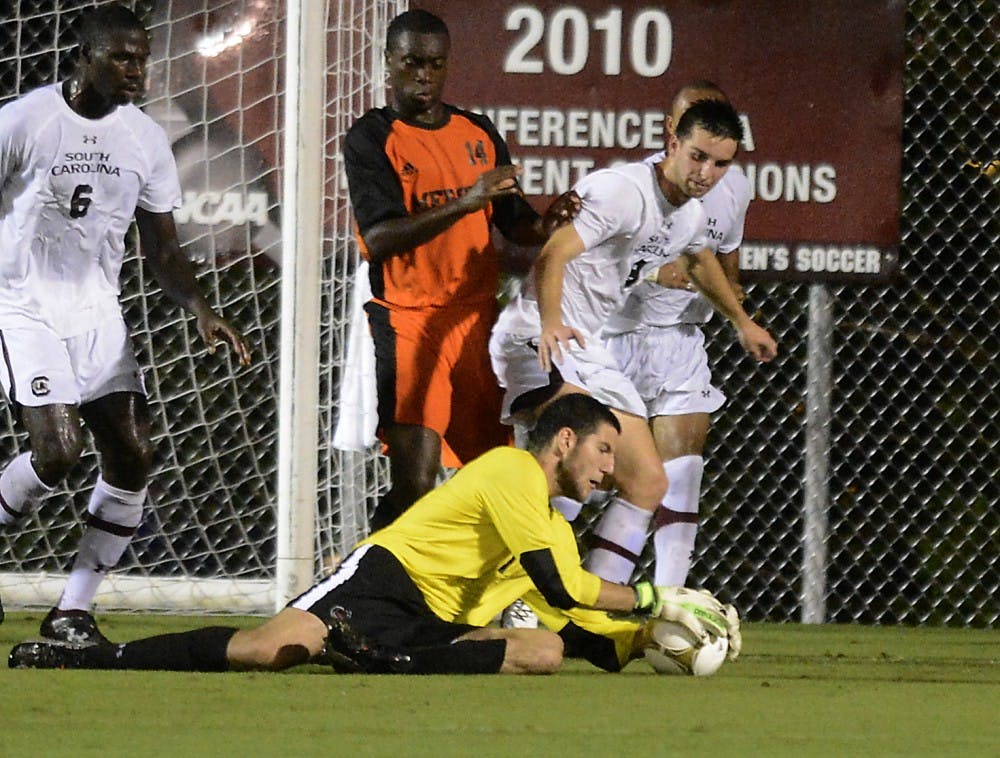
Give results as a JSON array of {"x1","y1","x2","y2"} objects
[
  {"x1": 583, "y1": 497, "x2": 652, "y2": 583},
  {"x1": 550, "y1": 496, "x2": 583, "y2": 522},
  {"x1": 58, "y1": 478, "x2": 145, "y2": 611},
  {"x1": 512, "y1": 421, "x2": 531, "y2": 449},
  {"x1": 653, "y1": 456, "x2": 704, "y2": 586},
  {"x1": 552, "y1": 488, "x2": 613, "y2": 522},
  {"x1": 0, "y1": 452, "x2": 55, "y2": 525},
  {"x1": 584, "y1": 488, "x2": 614, "y2": 508}
]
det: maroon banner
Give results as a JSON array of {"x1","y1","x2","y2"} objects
[{"x1": 419, "y1": 0, "x2": 905, "y2": 283}]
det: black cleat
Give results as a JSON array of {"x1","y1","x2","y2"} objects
[
  {"x1": 320, "y1": 606, "x2": 412, "y2": 674},
  {"x1": 9, "y1": 639, "x2": 94, "y2": 669},
  {"x1": 40, "y1": 608, "x2": 111, "y2": 645},
  {"x1": 0, "y1": 592, "x2": 5, "y2": 624}
]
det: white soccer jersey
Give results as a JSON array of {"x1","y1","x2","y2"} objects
[
  {"x1": 493, "y1": 161, "x2": 707, "y2": 342},
  {"x1": 605, "y1": 159, "x2": 751, "y2": 333},
  {"x1": 0, "y1": 83, "x2": 181, "y2": 337}
]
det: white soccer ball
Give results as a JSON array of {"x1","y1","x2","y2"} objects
[{"x1": 643, "y1": 619, "x2": 728, "y2": 676}]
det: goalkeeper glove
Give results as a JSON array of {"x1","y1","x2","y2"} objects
[
  {"x1": 632, "y1": 582, "x2": 708, "y2": 642},
  {"x1": 664, "y1": 588, "x2": 743, "y2": 661},
  {"x1": 634, "y1": 585, "x2": 743, "y2": 658},
  {"x1": 722, "y1": 602, "x2": 742, "y2": 661}
]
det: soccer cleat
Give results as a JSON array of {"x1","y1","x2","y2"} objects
[
  {"x1": 8, "y1": 639, "x2": 93, "y2": 669},
  {"x1": 0, "y1": 592, "x2": 5, "y2": 624},
  {"x1": 501, "y1": 598, "x2": 539, "y2": 629},
  {"x1": 320, "y1": 606, "x2": 412, "y2": 674},
  {"x1": 39, "y1": 608, "x2": 111, "y2": 645}
]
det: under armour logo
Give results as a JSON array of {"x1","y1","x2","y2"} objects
[
  {"x1": 701, "y1": 389, "x2": 711, "y2": 398},
  {"x1": 30, "y1": 376, "x2": 50, "y2": 396},
  {"x1": 82, "y1": 135, "x2": 98, "y2": 144}
]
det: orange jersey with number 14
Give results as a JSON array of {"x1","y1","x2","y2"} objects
[{"x1": 344, "y1": 105, "x2": 530, "y2": 309}]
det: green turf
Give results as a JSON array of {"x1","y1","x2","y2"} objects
[{"x1": 2, "y1": 612, "x2": 997, "y2": 757}]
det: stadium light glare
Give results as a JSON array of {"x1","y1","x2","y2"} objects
[{"x1": 196, "y1": 19, "x2": 256, "y2": 58}]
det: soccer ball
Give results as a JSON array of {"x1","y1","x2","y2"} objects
[{"x1": 643, "y1": 619, "x2": 728, "y2": 676}]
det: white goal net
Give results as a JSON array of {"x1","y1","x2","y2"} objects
[{"x1": 0, "y1": 0, "x2": 400, "y2": 614}]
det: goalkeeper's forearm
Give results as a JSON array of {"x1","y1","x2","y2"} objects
[{"x1": 592, "y1": 580, "x2": 644, "y2": 613}]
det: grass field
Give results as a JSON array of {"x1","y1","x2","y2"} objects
[{"x1": 2, "y1": 612, "x2": 996, "y2": 757}]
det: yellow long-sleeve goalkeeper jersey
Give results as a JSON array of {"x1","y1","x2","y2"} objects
[{"x1": 363, "y1": 447, "x2": 602, "y2": 627}]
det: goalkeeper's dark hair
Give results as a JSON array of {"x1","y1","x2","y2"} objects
[
  {"x1": 526, "y1": 395, "x2": 621, "y2": 454},
  {"x1": 386, "y1": 10, "x2": 450, "y2": 52},
  {"x1": 675, "y1": 98, "x2": 743, "y2": 145}
]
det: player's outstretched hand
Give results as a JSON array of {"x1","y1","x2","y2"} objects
[
  {"x1": 737, "y1": 319, "x2": 778, "y2": 363},
  {"x1": 196, "y1": 308, "x2": 252, "y2": 366},
  {"x1": 668, "y1": 587, "x2": 742, "y2": 659},
  {"x1": 537, "y1": 323, "x2": 585, "y2": 372},
  {"x1": 635, "y1": 584, "x2": 743, "y2": 658},
  {"x1": 632, "y1": 582, "x2": 712, "y2": 641}
]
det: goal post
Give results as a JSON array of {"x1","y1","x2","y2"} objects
[{"x1": 276, "y1": 0, "x2": 327, "y2": 610}]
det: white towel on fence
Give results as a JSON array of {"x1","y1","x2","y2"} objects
[{"x1": 333, "y1": 262, "x2": 378, "y2": 451}]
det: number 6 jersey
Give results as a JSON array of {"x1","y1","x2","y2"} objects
[{"x1": 0, "y1": 83, "x2": 181, "y2": 337}]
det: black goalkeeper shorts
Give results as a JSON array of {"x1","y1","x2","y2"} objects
[{"x1": 288, "y1": 543, "x2": 479, "y2": 649}]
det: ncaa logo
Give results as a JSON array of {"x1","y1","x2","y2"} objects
[{"x1": 31, "y1": 376, "x2": 50, "y2": 397}]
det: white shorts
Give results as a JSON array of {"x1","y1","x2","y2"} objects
[
  {"x1": 605, "y1": 324, "x2": 725, "y2": 417},
  {"x1": 489, "y1": 328, "x2": 646, "y2": 423},
  {"x1": 0, "y1": 317, "x2": 145, "y2": 408}
]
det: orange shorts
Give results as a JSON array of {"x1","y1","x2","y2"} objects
[{"x1": 365, "y1": 300, "x2": 510, "y2": 467}]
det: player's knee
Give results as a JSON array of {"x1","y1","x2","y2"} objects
[
  {"x1": 103, "y1": 434, "x2": 154, "y2": 485},
  {"x1": 621, "y1": 467, "x2": 668, "y2": 509},
  {"x1": 528, "y1": 632, "x2": 564, "y2": 674},
  {"x1": 32, "y1": 434, "x2": 85, "y2": 483},
  {"x1": 120, "y1": 433, "x2": 154, "y2": 475},
  {"x1": 505, "y1": 630, "x2": 564, "y2": 674},
  {"x1": 649, "y1": 466, "x2": 669, "y2": 502}
]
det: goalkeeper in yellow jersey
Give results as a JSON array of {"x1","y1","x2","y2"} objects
[{"x1": 9, "y1": 394, "x2": 727, "y2": 675}]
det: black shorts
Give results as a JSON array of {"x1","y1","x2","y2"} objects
[{"x1": 289, "y1": 544, "x2": 478, "y2": 649}]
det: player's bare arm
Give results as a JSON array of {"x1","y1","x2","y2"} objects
[
  {"x1": 679, "y1": 247, "x2": 777, "y2": 362},
  {"x1": 717, "y1": 248, "x2": 745, "y2": 303},
  {"x1": 652, "y1": 259, "x2": 694, "y2": 290},
  {"x1": 652, "y1": 252, "x2": 742, "y2": 301},
  {"x1": 593, "y1": 579, "x2": 645, "y2": 613},
  {"x1": 135, "y1": 207, "x2": 252, "y2": 366},
  {"x1": 361, "y1": 164, "x2": 525, "y2": 264},
  {"x1": 535, "y1": 223, "x2": 588, "y2": 371}
]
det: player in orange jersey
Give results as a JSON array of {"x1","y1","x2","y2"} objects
[{"x1": 344, "y1": 10, "x2": 562, "y2": 529}]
